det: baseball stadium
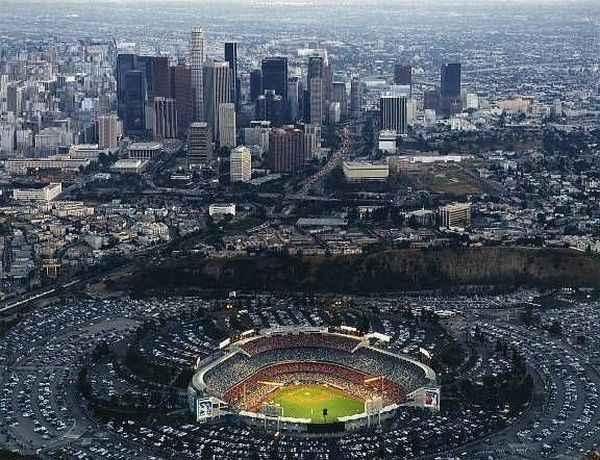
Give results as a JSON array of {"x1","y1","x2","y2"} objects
[{"x1": 189, "y1": 327, "x2": 439, "y2": 434}]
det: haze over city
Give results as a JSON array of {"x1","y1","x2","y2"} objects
[{"x1": 0, "y1": 1, "x2": 599, "y2": 460}]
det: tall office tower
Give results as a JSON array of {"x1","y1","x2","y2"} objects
[
  {"x1": 249, "y1": 69, "x2": 263, "y2": 103},
  {"x1": 188, "y1": 121, "x2": 212, "y2": 166},
  {"x1": 441, "y1": 63, "x2": 461, "y2": 97},
  {"x1": 307, "y1": 55, "x2": 324, "y2": 125},
  {"x1": 172, "y1": 63, "x2": 193, "y2": 138},
  {"x1": 380, "y1": 93, "x2": 408, "y2": 135},
  {"x1": 268, "y1": 127, "x2": 306, "y2": 174},
  {"x1": 6, "y1": 83, "x2": 22, "y2": 114},
  {"x1": 203, "y1": 60, "x2": 232, "y2": 141},
  {"x1": 224, "y1": 42, "x2": 239, "y2": 107},
  {"x1": 440, "y1": 63, "x2": 462, "y2": 115},
  {"x1": 255, "y1": 90, "x2": 283, "y2": 126},
  {"x1": 150, "y1": 56, "x2": 171, "y2": 99},
  {"x1": 394, "y1": 64, "x2": 412, "y2": 87},
  {"x1": 191, "y1": 27, "x2": 205, "y2": 121},
  {"x1": 287, "y1": 77, "x2": 300, "y2": 121},
  {"x1": 304, "y1": 123, "x2": 322, "y2": 159},
  {"x1": 309, "y1": 77, "x2": 324, "y2": 126},
  {"x1": 123, "y1": 70, "x2": 146, "y2": 135},
  {"x1": 308, "y1": 55, "x2": 323, "y2": 82},
  {"x1": 218, "y1": 102, "x2": 237, "y2": 148},
  {"x1": 116, "y1": 53, "x2": 137, "y2": 119},
  {"x1": 350, "y1": 77, "x2": 362, "y2": 119},
  {"x1": 230, "y1": 145, "x2": 252, "y2": 183},
  {"x1": 332, "y1": 81, "x2": 348, "y2": 120},
  {"x1": 261, "y1": 57, "x2": 288, "y2": 102},
  {"x1": 97, "y1": 114, "x2": 122, "y2": 149},
  {"x1": 153, "y1": 97, "x2": 177, "y2": 140}
]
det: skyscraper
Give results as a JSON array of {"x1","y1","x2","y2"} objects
[
  {"x1": 218, "y1": 102, "x2": 237, "y2": 148},
  {"x1": 123, "y1": 70, "x2": 146, "y2": 135},
  {"x1": 153, "y1": 97, "x2": 177, "y2": 140},
  {"x1": 380, "y1": 93, "x2": 408, "y2": 135},
  {"x1": 350, "y1": 77, "x2": 362, "y2": 119},
  {"x1": 188, "y1": 122, "x2": 212, "y2": 166},
  {"x1": 203, "y1": 60, "x2": 232, "y2": 142},
  {"x1": 440, "y1": 63, "x2": 462, "y2": 115},
  {"x1": 309, "y1": 77, "x2": 324, "y2": 126},
  {"x1": 224, "y1": 42, "x2": 238, "y2": 107},
  {"x1": 261, "y1": 57, "x2": 288, "y2": 102},
  {"x1": 230, "y1": 145, "x2": 252, "y2": 183},
  {"x1": 332, "y1": 82, "x2": 348, "y2": 120},
  {"x1": 287, "y1": 77, "x2": 300, "y2": 121},
  {"x1": 255, "y1": 90, "x2": 283, "y2": 126},
  {"x1": 116, "y1": 53, "x2": 137, "y2": 119},
  {"x1": 249, "y1": 69, "x2": 263, "y2": 103},
  {"x1": 268, "y1": 127, "x2": 306, "y2": 174},
  {"x1": 97, "y1": 114, "x2": 122, "y2": 149},
  {"x1": 441, "y1": 63, "x2": 461, "y2": 97},
  {"x1": 172, "y1": 62, "x2": 193, "y2": 138},
  {"x1": 191, "y1": 27, "x2": 205, "y2": 121}
]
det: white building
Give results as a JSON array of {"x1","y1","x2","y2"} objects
[
  {"x1": 209, "y1": 203, "x2": 236, "y2": 217},
  {"x1": 342, "y1": 161, "x2": 389, "y2": 182},
  {"x1": 111, "y1": 159, "x2": 148, "y2": 174},
  {"x1": 230, "y1": 146, "x2": 252, "y2": 183},
  {"x1": 13, "y1": 183, "x2": 62, "y2": 202}
]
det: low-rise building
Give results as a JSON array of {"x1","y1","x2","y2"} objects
[
  {"x1": 343, "y1": 161, "x2": 389, "y2": 182},
  {"x1": 12, "y1": 183, "x2": 62, "y2": 202}
]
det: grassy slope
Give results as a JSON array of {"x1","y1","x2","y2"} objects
[{"x1": 130, "y1": 247, "x2": 600, "y2": 293}]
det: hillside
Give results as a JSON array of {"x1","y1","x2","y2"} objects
[{"x1": 128, "y1": 247, "x2": 600, "y2": 294}]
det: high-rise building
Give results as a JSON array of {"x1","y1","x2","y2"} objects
[
  {"x1": 332, "y1": 82, "x2": 348, "y2": 120},
  {"x1": 441, "y1": 63, "x2": 461, "y2": 97},
  {"x1": 268, "y1": 127, "x2": 306, "y2": 174},
  {"x1": 172, "y1": 63, "x2": 193, "y2": 138},
  {"x1": 97, "y1": 114, "x2": 122, "y2": 149},
  {"x1": 188, "y1": 121, "x2": 212, "y2": 166},
  {"x1": 224, "y1": 42, "x2": 238, "y2": 107},
  {"x1": 350, "y1": 77, "x2": 362, "y2": 119},
  {"x1": 123, "y1": 70, "x2": 146, "y2": 135},
  {"x1": 6, "y1": 83, "x2": 22, "y2": 114},
  {"x1": 218, "y1": 102, "x2": 236, "y2": 148},
  {"x1": 380, "y1": 93, "x2": 408, "y2": 135},
  {"x1": 304, "y1": 123, "x2": 321, "y2": 159},
  {"x1": 191, "y1": 27, "x2": 205, "y2": 121},
  {"x1": 203, "y1": 60, "x2": 232, "y2": 142},
  {"x1": 153, "y1": 97, "x2": 177, "y2": 140},
  {"x1": 261, "y1": 57, "x2": 288, "y2": 102},
  {"x1": 309, "y1": 77, "x2": 324, "y2": 125},
  {"x1": 141, "y1": 56, "x2": 171, "y2": 100},
  {"x1": 249, "y1": 69, "x2": 263, "y2": 103},
  {"x1": 287, "y1": 77, "x2": 300, "y2": 121},
  {"x1": 255, "y1": 90, "x2": 283, "y2": 126},
  {"x1": 394, "y1": 64, "x2": 412, "y2": 87},
  {"x1": 230, "y1": 145, "x2": 252, "y2": 183},
  {"x1": 116, "y1": 53, "x2": 137, "y2": 119}
]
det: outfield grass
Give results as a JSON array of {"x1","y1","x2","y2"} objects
[{"x1": 269, "y1": 384, "x2": 364, "y2": 423}]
